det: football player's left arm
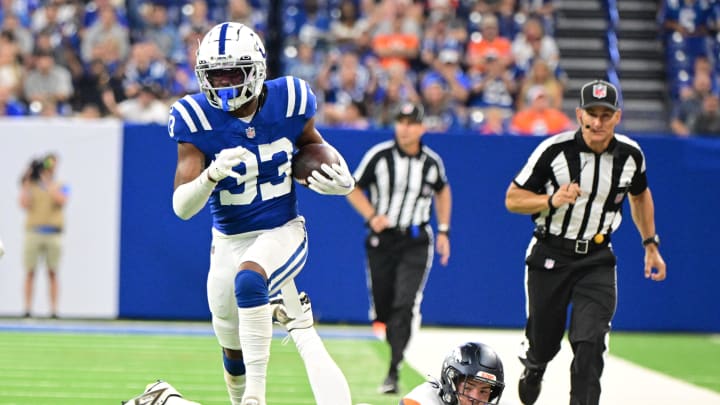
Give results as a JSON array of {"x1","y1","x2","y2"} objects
[
  {"x1": 628, "y1": 187, "x2": 666, "y2": 281},
  {"x1": 297, "y1": 118, "x2": 355, "y2": 196},
  {"x1": 434, "y1": 184, "x2": 452, "y2": 266}
]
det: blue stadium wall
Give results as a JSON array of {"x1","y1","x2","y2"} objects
[{"x1": 118, "y1": 125, "x2": 719, "y2": 332}]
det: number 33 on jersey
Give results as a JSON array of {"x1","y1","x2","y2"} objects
[{"x1": 167, "y1": 76, "x2": 316, "y2": 235}]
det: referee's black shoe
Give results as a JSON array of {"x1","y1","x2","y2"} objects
[
  {"x1": 518, "y1": 367, "x2": 544, "y2": 404},
  {"x1": 378, "y1": 374, "x2": 398, "y2": 394}
]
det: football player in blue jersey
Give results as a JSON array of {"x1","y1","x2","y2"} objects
[{"x1": 168, "y1": 22, "x2": 354, "y2": 405}]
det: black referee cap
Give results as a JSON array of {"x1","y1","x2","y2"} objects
[
  {"x1": 580, "y1": 80, "x2": 619, "y2": 111},
  {"x1": 395, "y1": 102, "x2": 424, "y2": 123}
]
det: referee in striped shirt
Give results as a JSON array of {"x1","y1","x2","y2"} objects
[
  {"x1": 346, "y1": 102, "x2": 452, "y2": 394},
  {"x1": 505, "y1": 80, "x2": 667, "y2": 405}
]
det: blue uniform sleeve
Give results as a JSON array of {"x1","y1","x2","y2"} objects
[
  {"x1": 281, "y1": 76, "x2": 317, "y2": 120},
  {"x1": 167, "y1": 94, "x2": 217, "y2": 148},
  {"x1": 262, "y1": 76, "x2": 317, "y2": 146},
  {"x1": 168, "y1": 98, "x2": 195, "y2": 143}
]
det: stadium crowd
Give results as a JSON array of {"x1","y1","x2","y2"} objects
[
  {"x1": 2, "y1": 0, "x2": 717, "y2": 136},
  {"x1": 661, "y1": 0, "x2": 720, "y2": 137},
  {"x1": 0, "y1": 0, "x2": 572, "y2": 135}
]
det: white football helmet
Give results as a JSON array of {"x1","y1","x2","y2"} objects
[{"x1": 195, "y1": 22, "x2": 267, "y2": 111}]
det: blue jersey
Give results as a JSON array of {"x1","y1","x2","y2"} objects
[{"x1": 168, "y1": 76, "x2": 317, "y2": 235}]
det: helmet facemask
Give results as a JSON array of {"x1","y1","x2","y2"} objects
[
  {"x1": 195, "y1": 22, "x2": 267, "y2": 111},
  {"x1": 196, "y1": 61, "x2": 265, "y2": 111},
  {"x1": 453, "y1": 374, "x2": 501, "y2": 405}
]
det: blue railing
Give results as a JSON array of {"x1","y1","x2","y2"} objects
[{"x1": 604, "y1": 0, "x2": 624, "y2": 107}]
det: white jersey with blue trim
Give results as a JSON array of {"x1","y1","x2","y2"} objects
[{"x1": 168, "y1": 76, "x2": 317, "y2": 235}]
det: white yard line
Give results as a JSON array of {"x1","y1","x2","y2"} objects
[{"x1": 404, "y1": 328, "x2": 720, "y2": 405}]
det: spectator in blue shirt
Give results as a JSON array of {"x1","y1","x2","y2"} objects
[
  {"x1": 422, "y1": 45, "x2": 471, "y2": 105},
  {"x1": 659, "y1": 0, "x2": 710, "y2": 67},
  {"x1": 420, "y1": 74, "x2": 466, "y2": 132},
  {"x1": 0, "y1": 85, "x2": 26, "y2": 116}
]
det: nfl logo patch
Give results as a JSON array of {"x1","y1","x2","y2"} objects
[
  {"x1": 544, "y1": 258, "x2": 555, "y2": 269},
  {"x1": 593, "y1": 84, "x2": 607, "y2": 99},
  {"x1": 245, "y1": 127, "x2": 256, "y2": 139}
]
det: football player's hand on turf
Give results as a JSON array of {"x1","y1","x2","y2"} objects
[
  {"x1": 308, "y1": 163, "x2": 355, "y2": 196},
  {"x1": 207, "y1": 146, "x2": 249, "y2": 182}
]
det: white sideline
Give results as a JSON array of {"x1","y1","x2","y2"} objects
[{"x1": 404, "y1": 328, "x2": 720, "y2": 405}]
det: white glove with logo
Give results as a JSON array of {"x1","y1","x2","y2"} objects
[
  {"x1": 207, "y1": 146, "x2": 248, "y2": 182},
  {"x1": 123, "y1": 381, "x2": 201, "y2": 405},
  {"x1": 307, "y1": 163, "x2": 355, "y2": 196}
]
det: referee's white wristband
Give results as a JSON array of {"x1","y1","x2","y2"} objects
[{"x1": 438, "y1": 223, "x2": 450, "y2": 235}]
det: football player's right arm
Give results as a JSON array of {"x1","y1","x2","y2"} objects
[
  {"x1": 172, "y1": 142, "x2": 214, "y2": 220},
  {"x1": 172, "y1": 143, "x2": 249, "y2": 219}
]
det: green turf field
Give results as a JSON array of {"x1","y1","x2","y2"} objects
[
  {"x1": 609, "y1": 332, "x2": 720, "y2": 393},
  {"x1": 0, "y1": 326, "x2": 718, "y2": 404},
  {"x1": 0, "y1": 330, "x2": 424, "y2": 404}
]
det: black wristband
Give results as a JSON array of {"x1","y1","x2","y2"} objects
[
  {"x1": 438, "y1": 230, "x2": 449, "y2": 237},
  {"x1": 548, "y1": 193, "x2": 555, "y2": 210},
  {"x1": 642, "y1": 234, "x2": 660, "y2": 247}
]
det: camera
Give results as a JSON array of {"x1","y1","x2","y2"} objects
[{"x1": 20, "y1": 158, "x2": 46, "y2": 184}]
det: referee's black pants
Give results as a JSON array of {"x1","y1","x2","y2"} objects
[
  {"x1": 523, "y1": 239, "x2": 617, "y2": 405},
  {"x1": 366, "y1": 227, "x2": 432, "y2": 377}
]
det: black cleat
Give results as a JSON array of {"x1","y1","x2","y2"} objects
[
  {"x1": 518, "y1": 367, "x2": 544, "y2": 404},
  {"x1": 378, "y1": 374, "x2": 398, "y2": 394}
]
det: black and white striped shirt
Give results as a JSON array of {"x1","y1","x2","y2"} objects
[
  {"x1": 353, "y1": 140, "x2": 448, "y2": 229},
  {"x1": 513, "y1": 130, "x2": 648, "y2": 240}
]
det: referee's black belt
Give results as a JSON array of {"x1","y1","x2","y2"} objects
[
  {"x1": 386, "y1": 224, "x2": 427, "y2": 238},
  {"x1": 541, "y1": 233, "x2": 610, "y2": 255}
]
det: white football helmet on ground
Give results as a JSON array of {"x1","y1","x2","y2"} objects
[{"x1": 195, "y1": 22, "x2": 267, "y2": 111}]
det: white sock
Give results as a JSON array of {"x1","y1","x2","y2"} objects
[
  {"x1": 238, "y1": 304, "x2": 272, "y2": 405},
  {"x1": 290, "y1": 327, "x2": 352, "y2": 405},
  {"x1": 224, "y1": 369, "x2": 246, "y2": 405}
]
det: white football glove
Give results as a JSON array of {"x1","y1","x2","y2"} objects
[
  {"x1": 122, "y1": 381, "x2": 201, "y2": 405},
  {"x1": 207, "y1": 146, "x2": 248, "y2": 182},
  {"x1": 307, "y1": 163, "x2": 355, "y2": 196}
]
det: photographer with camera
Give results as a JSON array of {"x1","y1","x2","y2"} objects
[{"x1": 19, "y1": 153, "x2": 69, "y2": 318}]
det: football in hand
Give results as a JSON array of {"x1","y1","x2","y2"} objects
[{"x1": 291, "y1": 143, "x2": 341, "y2": 186}]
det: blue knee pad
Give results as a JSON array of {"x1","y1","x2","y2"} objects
[
  {"x1": 234, "y1": 270, "x2": 269, "y2": 308},
  {"x1": 223, "y1": 350, "x2": 246, "y2": 376}
]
